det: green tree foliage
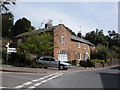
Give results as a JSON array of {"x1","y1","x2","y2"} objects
[
  {"x1": 2, "y1": 12, "x2": 14, "y2": 38},
  {"x1": 107, "y1": 30, "x2": 120, "y2": 48},
  {"x1": 91, "y1": 44, "x2": 112, "y2": 62},
  {"x1": 84, "y1": 29, "x2": 108, "y2": 46},
  {"x1": 19, "y1": 32, "x2": 54, "y2": 58},
  {"x1": 0, "y1": 0, "x2": 16, "y2": 14},
  {"x1": 12, "y1": 17, "x2": 32, "y2": 36}
]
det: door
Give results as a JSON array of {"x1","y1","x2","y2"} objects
[{"x1": 49, "y1": 57, "x2": 58, "y2": 67}]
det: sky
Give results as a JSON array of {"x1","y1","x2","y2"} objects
[{"x1": 9, "y1": 1, "x2": 118, "y2": 36}]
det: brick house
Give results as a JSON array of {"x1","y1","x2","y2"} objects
[{"x1": 16, "y1": 24, "x2": 95, "y2": 63}]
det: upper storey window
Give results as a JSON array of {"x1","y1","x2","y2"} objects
[
  {"x1": 84, "y1": 44, "x2": 86, "y2": 49},
  {"x1": 60, "y1": 36, "x2": 65, "y2": 44},
  {"x1": 78, "y1": 42, "x2": 81, "y2": 48}
]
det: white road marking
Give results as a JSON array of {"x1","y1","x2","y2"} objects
[
  {"x1": 14, "y1": 72, "x2": 61, "y2": 89},
  {"x1": 28, "y1": 73, "x2": 63, "y2": 89},
  {"x1": 32, "y1": 73, "x2": 59, "y2": 82},
  {"x1": 29, "y1": 86, "x2": 36, "y2": 88},
  {"x1": 15, "y1": 85, "x2": 24, "y2": 88},
  {"x1": 41, "y1": 79, "x2": 48, "y2": 83},
  {"x1": 0, "y1": 86, "x2": 6, "y2": 89},
  {"x1": 23, "y1": 81, "x2": 32, "y2": 85},
  {"x1": 34, "y1": 83, "x2": 42, "y2": 86}
]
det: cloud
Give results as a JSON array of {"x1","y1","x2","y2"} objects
[{"x1": 10, "y1": 2, "x2": 118, "y2": 36}]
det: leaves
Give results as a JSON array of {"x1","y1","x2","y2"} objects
[
  {"x1": 0, "y1": 0, "x2": 16, "y2": 13},
  {"x1": 12, "y1": 17, "x2": 32, "y2": 36},
  {"x1": 2, "y1": 12, "x2": 14, "y2": 38},
  {"x1": 19, "y1": 32, "x2": 54, "y2": 58}
]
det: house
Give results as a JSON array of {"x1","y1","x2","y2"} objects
[{"x1": 15, "y1": 24, "x2": 95, "y2": 63}]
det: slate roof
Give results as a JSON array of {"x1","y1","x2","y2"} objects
[
  {"x1": 15, "y1": 24, "x2": 95, "y2": 46},
  {"x1": 71, "y1": 35, "x2": 95, "y2": 46},
  {"x1": 15, "y1": 25, "x2": 58, "y2": 38}
]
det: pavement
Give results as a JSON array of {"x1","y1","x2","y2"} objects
[{"x1": 0, "y1": 65, "x2": 94, "y2": 74}]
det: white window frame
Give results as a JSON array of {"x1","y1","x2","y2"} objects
[
  {"x1": 60, "y1": 36, "x2": 65, "y2": 44},
  {"x1": 88, "y1": 45, "x2": 90, "y2": 50},
  {"x1": 77, "y1": 53, "x2": 81, "y2": 60},
  {"x1": 84, "y1": 44, "x2": 86, "y2": 49},
  {"x1": 78, "y1": 42, "x2": 81, "y2": 48}
]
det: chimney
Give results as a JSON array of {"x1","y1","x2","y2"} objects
[
  {"x1": 45, "y1": 23, "x2": 49, "y2": 28},
  {"x1": 77, "y1": 31, "x2": 82, "y2": 38}
]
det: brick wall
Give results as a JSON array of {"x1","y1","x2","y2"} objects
[
  {"x1": 54, "y1": 24, "x2": 71, "y2": 60},
  {"x1": 54, "y1": 24, "x2": 92, "y2": 63}
]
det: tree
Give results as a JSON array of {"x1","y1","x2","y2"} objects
[
  {"x1": 107, "y1": 30, "x2": 120, "y2": 48},
  {"x1": 0, "y1": 0, "x2": 16, "y2": 14},
  {"x1": 84, "y1": 29, "x2": 108, "y2": 46},
  {"x1": 19, "y1": 32, "x2": 54, "y2": 58},
  {"x1": 12, "y1": 17, "x2": 32, "y2": 36},
  {"x1": 91, "y1": 44, "x2": 113, "y2": 62},
  {"x1": 2, "y1": 12, "x2": 14, "y2": 38}
]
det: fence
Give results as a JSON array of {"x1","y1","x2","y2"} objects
[{"x1": 95, "y1": 58, "x2": 119, "y2": 68}]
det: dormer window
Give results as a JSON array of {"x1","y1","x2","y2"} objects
[{"x1": 60, "y1": 36, "x2": 65, "y2": 44}]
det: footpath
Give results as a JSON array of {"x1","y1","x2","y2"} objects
[{"x1": 0, "y1": 65, "x2": 94, "y2": 74}]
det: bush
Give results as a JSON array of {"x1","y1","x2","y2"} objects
[
  {"x1": 90, "y1": 59, "x2": 105, "y2": 64},
  {"x1": 79, "y1": 60, "x2": 95, "y2": 67},
  {"x1": 91, "y1": 44, "x2": 114, "y2": 62},
  {"x1": 68, "y1": 60, "x2": 76, "y2": 66}
]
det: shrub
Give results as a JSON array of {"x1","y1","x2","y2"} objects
[
  {"x1": 90, "y1": 59, "x2": 105, "y2": 64},
  {"x1": 69, "y1": 60, "x2": 76, "y2": 66},
  {"x1": 79, "y1": 60, "x2": 95, "y2": 67},
  {"x1": 91, "y1": 44, "x2": 114, "y2": 62}
]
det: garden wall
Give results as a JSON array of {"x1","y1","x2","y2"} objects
[{"x1": 95, "y1": 58, "x2": 119, "y2": 68}]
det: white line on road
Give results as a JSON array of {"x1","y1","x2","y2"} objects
[
  {"x1": 15, "y1": 85, "x2": 24, "y2": 88},
  {"x1": 29, "y1": 86, "x2": 36, "y2": 88},
  {"x1": 34, "y1": 83, "x2": 42, "y2": 86},
  {"x1": 23, "y1": 81, "x2": 32, "y2": 86},
  {"x1": 31, "y1": 73, "x2": 59, "y2": 82},
  {"x1": 14, "y1": 72, "x2": 62, "y2": 89},
  {"x1": 28, "y1": 73, "x2": 63, "y2": 89},
  {"x1": 0, "y1": 86, "x2": 6, "y2": 89}
]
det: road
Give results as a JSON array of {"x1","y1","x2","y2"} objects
[{"x1": 1, "y1": 66, "x2": 120, "y2": 89}]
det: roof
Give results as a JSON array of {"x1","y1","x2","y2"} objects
[
  {"x1": 15, "y1": 25, "x2": 58, "y2": 38},
  {"x1": 71, "y1": 35, "x2": 95, "y2": 46},
  {"x1": 15, "y1": 24, "x2": 95, "y2": 46}
]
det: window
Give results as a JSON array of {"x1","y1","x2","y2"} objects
[
  {"x1": 78, "y1": 42, "x2": 81, "y2": 48},
  {"x1": 41, "y1": 58, "x2": 49, "y2": 61},
  {"x1": 60, "y1": 36, "x2": 65, "y2": 44},
  {"x1": 84, "y1": 44, "x2": 86, "y2": 49},
  {"x1": 49, "y1": 58, "x2": 55, "y2": 61},
  {"x1": 77, "y1": 53, "x2": 81, "y2": 60},
  {"x1": 59, "y1": 50, "x2": 67, "y2": 54},
  {"x1": 88, "y1": 45, "x2": 90, "y2": 50},
  {"x1": 18, "y1": 39, "x2": 22, "y2": 46}
]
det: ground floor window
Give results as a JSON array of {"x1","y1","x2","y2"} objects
[
  {"x1": 84, "y1": 52, "x2": 89, "y2": 61},
  {"x1": 77, "y1": 52, "x2": 81, "y2": 60},
  {"x1": 58, "y1": 50, "x2": 68, "y2": 61}
]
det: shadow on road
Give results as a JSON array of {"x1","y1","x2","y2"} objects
[
  {"x1": 99, "y1": 72, "x2": 119, "y2": 89},
  {"x1": 110, "y1": 66, "x2": 120, "y2": 70}
]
